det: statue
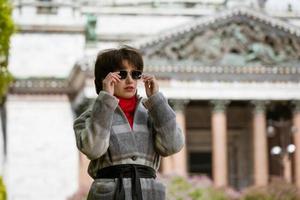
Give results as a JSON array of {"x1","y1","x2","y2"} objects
[
  {"x1": 85, "y1": 14, "x2": 97, "y2": 43},
  {"x1": 148, "y1": 21, "x2": 300, "y2": 66}
]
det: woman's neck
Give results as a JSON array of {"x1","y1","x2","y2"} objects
[{"x1": 116, "y1": 95, "x2": 137, "y2": 128}]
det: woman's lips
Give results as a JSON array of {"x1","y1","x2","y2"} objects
[{"x1": 124, "y1": 86, "x2": 135, "y2": 91}]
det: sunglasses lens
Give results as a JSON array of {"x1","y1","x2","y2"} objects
[
  {"x1": 118, "y1": 71, "x2": 127, "y2": 79},
  {"x1": 131, "y1": 71, "x2": 142, "y2": 79}
]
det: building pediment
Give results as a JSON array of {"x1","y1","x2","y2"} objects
[{"x1": 135, "y1": 7, "x2": 300, "y2": 68}]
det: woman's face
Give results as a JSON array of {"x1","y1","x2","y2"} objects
[{"x1": 113, "y1": 60, "x2": 141, "y2": 99}]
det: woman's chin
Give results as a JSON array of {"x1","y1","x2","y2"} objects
[
  {"x1": 119, "y1": 93, "x2": 136, "y2": 99},
  {"x1": 114, "y1": 89, "x2": 137, "y2": 99}
]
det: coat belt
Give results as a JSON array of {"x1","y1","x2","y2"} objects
[{"x1": 96, "y1": 164, "x2": 156, "y2": 200}]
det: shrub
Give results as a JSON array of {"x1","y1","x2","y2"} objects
[
  {"x1": 241, "y1": 178, "x2": 300, "y2": 200},
  {"x1": 159, "y1": 175, "x2": 237, "y2": 200}
]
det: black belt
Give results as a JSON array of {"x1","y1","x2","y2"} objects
[{"x1": 96, "y1": 164, "x2": 156, "y2": 200}]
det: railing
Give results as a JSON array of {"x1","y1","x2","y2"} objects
[
  {"x1": 9, "y1": 78, "x2": 71, "y2": 94},
  {"x1": 75, "y1": 0, "x2": 225, "y2": 6},
  {"x1": 10, "y1": 0, "x2": 224, "y2": 12},
  {"x1": 12, "y1": 0, "x2": 79, "y2": 8},
  {"x1": 10, "y1": 0, "x2": 300, "y2": 18}
]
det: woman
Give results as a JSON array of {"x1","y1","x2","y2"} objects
[{"x1": 73, "y1": 45, "x2": 185, "y2": 200}]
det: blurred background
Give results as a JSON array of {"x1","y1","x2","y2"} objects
[{"x1": 1, "y1": 0, "x2": 300, "y2": 199}]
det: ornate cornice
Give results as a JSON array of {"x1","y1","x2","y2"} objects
[
  {"x1": 211, "y1": 100, "x2": 230, "y2": 113},
  {"x1": 169, "y1": 99, "x2": 190, "y2": 111},
  {"x1": 143, "y1": 64, "x2": 300, "y2": 75},
  {"x1": 9, "y1": 78, "x2": 71, "y2": 95},
  {"x1": 18, "y1": 24, "x2": 85, "y2": 34},
  {"x1": 292, "y1": 100, "x2": 300, "y2": 114},
  {"x1": 81, "y1": 54, "x2": 300, "y2": 78},
  {"x1": 251, "y1": 100, "x2": 269, "y2": 113},
  {"x1": 133, "y1": 7, "x2": 300, "y2": 49}
]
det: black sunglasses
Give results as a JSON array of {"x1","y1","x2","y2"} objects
[{"x1": 118, "y1": 70, "x2": 142, "y2": 80}]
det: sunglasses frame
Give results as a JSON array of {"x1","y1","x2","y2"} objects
[{"x1": 118, "y1": 70, "x2": 142, "y2": 80}]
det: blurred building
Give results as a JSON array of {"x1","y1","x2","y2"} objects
[{"x1": 4, "y1": 0, "x2": 300, "y2": 199}]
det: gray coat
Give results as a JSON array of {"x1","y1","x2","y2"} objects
[{"x1": 73, "y1": 91, "x2": 185, "y2": 200}]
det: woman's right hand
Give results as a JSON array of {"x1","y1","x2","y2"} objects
[{"x1": 102, "y1": 72, "x2": 121, "y2": 95}]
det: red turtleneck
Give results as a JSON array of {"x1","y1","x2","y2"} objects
[{"x1": 117, "y1": 95, "x2": 137, "y2": 128}]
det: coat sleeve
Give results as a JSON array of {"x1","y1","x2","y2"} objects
[
  {"x1": 143, "y1": 92, "x2": 185, "y2": 157},
  {"x1": 73, "y1": 91, "x2": 119, "y2": 160}
]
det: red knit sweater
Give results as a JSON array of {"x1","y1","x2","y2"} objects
[{"x1": 117, "y1": 96, "x2": 137, "y2": 128}]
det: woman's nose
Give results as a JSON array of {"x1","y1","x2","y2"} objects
[{"x1": 125, "y1": 74, "x2": 134, "y2": 83}]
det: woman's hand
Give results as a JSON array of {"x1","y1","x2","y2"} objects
[
  {"x1": 102, "y1": 72, "x2": 121, "y2": 95},
  {"x1": 142, "y1": 74, "x2": 159, "y2": 97}
]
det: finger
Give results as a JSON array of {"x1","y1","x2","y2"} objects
[
  {"x1": 110, "y1": 74, "x2": 121, "y2": 81},
  {"x1": 110, "y1": 80, "x2": 116, "y2": 86},
  {"x1": 105, "y1": 73, "x2": 120, "y2": 82},
  {"x1": 142, "y1": 76, "x2": 154, "y2": 82},
  {"x1": 142, "y1": 74, "x2": 153, "y2": 79},
  {"x1": 111, "y1": 72, "x2": 121, "y2": 78},
  {"x1": 106, "y1": 72, "x2": 114, "y2": 77},
  {"x1": 104, "y1": 76, "x2": 119, "y2": 85},
  {"x1": 109, "y1": 78, "x2": 119, "y2": 86},
  {"x1": 145, "y1": 81, "x2": 153, "y2": 89},
  {"x1": 105, "y1": 72, "x2": 121, "y2": 80},
  {"x1": 108, "y1": 72, "x2": 120, "y2": 78},
  {"x1": 110, "y1": 76, "x2": 120, "y2": 83}
]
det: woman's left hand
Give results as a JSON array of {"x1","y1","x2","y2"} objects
[{"x1": 142, "y1": 74, "x2": 159, "y2": 97}]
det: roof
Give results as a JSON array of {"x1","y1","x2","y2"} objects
[
  {"x1": 134, "y1": 7, "x2": 300, "y2": 49},
  {"x1": 130, "y1": 7, "x2": 300, "y2": 74},
  {"x1": 80, "y1": 7, "x2": 300, "y2": 82}
]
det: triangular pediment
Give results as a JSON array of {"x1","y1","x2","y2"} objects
[{"x1": 135, "y1": 7, "x2": 300, "y2": 67}]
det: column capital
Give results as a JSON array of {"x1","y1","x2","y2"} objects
[
  {"x1": 251, "y1": 100, "x2": 269, "y2": 113},
  {"x1": 169, "y1": 99, "x2": 189, "y2": 111},
  {"x1": 292, "y1": 100, "x2": 300, "y2": 114},
  {"x1": 210, "y1": 100, "x2": 230, "y2": 113}
]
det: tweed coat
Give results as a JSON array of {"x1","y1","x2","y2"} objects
[{"x1": 73, "y1": 91, "x2": 185, "y2": 200}]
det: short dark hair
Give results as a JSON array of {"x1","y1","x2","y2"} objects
[{"x1": 94, "y1": 45, "x2": 144, "y2": 94}]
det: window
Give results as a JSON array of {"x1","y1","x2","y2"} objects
[
  {"x1": 37, "y1": 0, "x2": 58, "y2": 15},
  {"x1": 188, "y1": 152, "x2": 212, "y2": 177}
]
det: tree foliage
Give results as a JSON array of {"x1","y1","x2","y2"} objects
[
  {"x1": 0, "y1": 0, "x2": 15, "y2": 104},
  {"x1": 0, "y1": 177, "x2": 6, "y2": 200}
]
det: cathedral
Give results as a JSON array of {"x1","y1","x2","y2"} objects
[{"x1": 3, "y1": 0, "x2": 300, "y2": 199}]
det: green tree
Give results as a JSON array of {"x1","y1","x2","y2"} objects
[
  {"x1": 0, "y1": 0, "x2": 14, "y2": 199},
  {"x1": 0, "y1": 0, "x2": 15, "y2": 104},
  {"x1": 0, "y1": 177, "x2": 6, "y2": 200}
]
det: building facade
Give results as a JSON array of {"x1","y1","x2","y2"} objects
[
  {"x1": 4, "y1": 0, "x2": 300, "y2": 199},
  {"x1": 72, "y1": 7, "x2": 300, "y2": 190}
]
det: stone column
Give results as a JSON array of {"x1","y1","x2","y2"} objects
[
  {"x1": 283, "y1": 153, "x2": 292, "y2": 183},
  {"x1": 252, "y1": 101, "x2": 269, "y2": 186},
  {"x1": 161, "y1": 156, "x2": 173, "y2": 175},
  {"x1": 161, "y1": 100, "x2": 188, "y2": 176},
  {"x1": 211, "y1": 100, "x2": 229, "y2": 187},
  {"x1": 79, "y1": 152, "x2": 93, "y2": 191},
  {"x1": 293, "y1": 101, "x2": 300, "y2": 188},
  {"x1": 68, "y1": 152, "x2": 93, "y2": 200},
  {"x1": 172, "y1": 100, "x2": 188, "y2": 177}
]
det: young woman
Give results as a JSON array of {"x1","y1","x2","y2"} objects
[{"x1": 73, "y1": 46, "x2": 185, "y2": 200}]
